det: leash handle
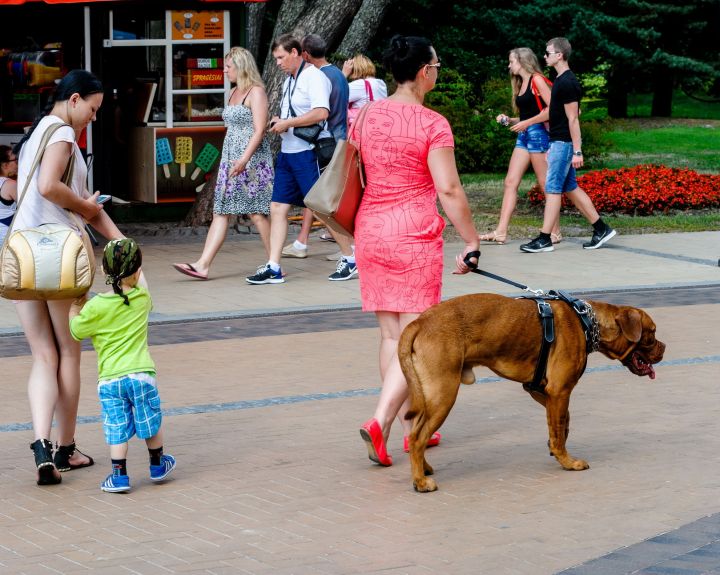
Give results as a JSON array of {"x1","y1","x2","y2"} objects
[{"x1": 463, "y1": 251, "x2": 481, "y2": 270}]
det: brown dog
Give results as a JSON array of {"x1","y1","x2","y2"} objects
[{"x1": 398, "y1": 293, "x2": 665, "y2": 492}]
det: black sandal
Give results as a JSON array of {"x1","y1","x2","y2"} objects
[
  {"x1": 30, "y1": 439, "x2": 62, "y2": 485},
  {"x1": 54, "y1": 440, "x2": 94, "y2": 472}
]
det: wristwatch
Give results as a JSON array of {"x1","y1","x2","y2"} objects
[{"x1": 573, "y1": 150, "x2": 583, "y2": 157}]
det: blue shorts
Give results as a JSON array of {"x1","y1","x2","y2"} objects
[
  {"x1": 98, "y1": 372, "x2": 162, "y2": 445},
  {"x1": 545, "y1": 140, "x2": 578, "y2": 194},
  {"x1": 514, "y1": 124, "x2": 550, "y2": 153},
  {"x1": 272, "y1": 150, "x2": 320, "y2": 207}
]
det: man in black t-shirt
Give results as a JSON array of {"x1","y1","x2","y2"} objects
[{"x1": 520, "y1": 37, "x2": 616, "y2": 253}]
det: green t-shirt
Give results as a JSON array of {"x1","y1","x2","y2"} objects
[{"x1": 70, "y1": 286, "x2": 155, "y2": 380}]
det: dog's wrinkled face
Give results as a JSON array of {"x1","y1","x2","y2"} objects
[{"x1": 615, "y1": 308, "x2": 665, "y2": 379}]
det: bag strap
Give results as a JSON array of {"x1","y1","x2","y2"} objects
[
  {"x1": 6, "y1": 121, "x2": 80, "y2": 240},
  {"x1": 348, "y1": 101, "x2": 373, "y2": 151},
  {"x1": 364, "y1": 79, "x2": 374, "y2": 102},
  {"x1": 285, "y1": 60, "x2": 306, "y2": 119},
  {"x1": 531, "y1": 74, "x2": 552, "y2": 112}
]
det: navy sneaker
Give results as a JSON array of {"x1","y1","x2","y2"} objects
[
  {"x1": 328, "y1": 258, "x2": 358, "y2": 281},
  {"x1": 246, "y1": 264, "x2": 284, "y2": 284},
  {"x1": 101, "y1": 473, "x2": 130, "y2": 493},
  {"x1": 150, "y1": 454, "x2": 176, "y2": 482},
  {"x1": 520, "y1": 235, "x2": 554, "y2": 253},
  {"x1": 583, "y1": 227, "x2": 617, "y2": 249}
]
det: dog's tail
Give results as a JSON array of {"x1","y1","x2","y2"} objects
[{"x1": 399, "y1": 319, "x2": 426, "y2": 424}]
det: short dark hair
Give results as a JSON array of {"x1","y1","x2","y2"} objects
[
  {"x1": 382, "y1": 35, "x2": 434, "y2": 84},
  {"x1": 272, "y1": 34, "x2": 302, "y2": 55},
  {"x1": 301, "y1": 34, "x2": 327, "y2": 58},
  {"x1": 547, "y1": 37, "x2": 572, "y2": 61},
  {"x1": 0, "y1": 145, "x2": 12, "y2": 163}
]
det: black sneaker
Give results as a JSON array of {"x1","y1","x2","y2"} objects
[
  {"x1": 520, "y1": 235, "x2": 554, "y2": 253},
  {"x1": 583, "y1": 227, "x2": 617, "y2": 250},
  {"x1": 246, "y1": 264, "x2": 284, "y2": 284},
  {"x1": 328, "y1": 258, "x2": 358, "y2": 281}
]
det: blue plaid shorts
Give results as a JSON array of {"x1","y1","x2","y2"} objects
[{"x1": 98, "y1": 372, "x2": 162, "y2": 445}]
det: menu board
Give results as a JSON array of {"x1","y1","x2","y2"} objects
[{"x1": 171, "y1": 11, "x2": 224, "y2": 40}]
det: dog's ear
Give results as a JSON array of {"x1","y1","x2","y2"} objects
[{"x1": 616, "y1": 308, "x2": 643, "y2": 343}]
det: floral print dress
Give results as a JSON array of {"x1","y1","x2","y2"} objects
[{"x1": 214, "y1": 101, "x2": 273, "y2": 215}]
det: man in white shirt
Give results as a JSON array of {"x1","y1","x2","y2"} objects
[
  {"x1": 282, "y1": 33, "x2": 358, "y2": 282},
  {"x1": 246, "y1": 34, "x2": 331, "y2": 285}
]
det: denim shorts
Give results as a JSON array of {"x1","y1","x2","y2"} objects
[
  {"x1": 271, "y1": 150, "x2": 320, "y2": 207},
  {"x1": 98, "y1": 372, "x2": 162, "y2": 444},
  {"x1": 545, "y1": 141, "x2": 578, "y2": 194},
  {"x1": 514, "y1": 124, "x2": 550, "y2": 154}
]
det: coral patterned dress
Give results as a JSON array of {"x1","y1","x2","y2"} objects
[{"x1": 353, "y1": 99, "x2": 455, "y2": 313}]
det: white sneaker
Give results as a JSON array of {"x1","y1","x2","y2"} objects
[
  {"x1": 282, "y1": 243, "x2": 308, "y2": 258},
  {"x1": 325, "y1": 250, "x2": 342, "y2": 261}
]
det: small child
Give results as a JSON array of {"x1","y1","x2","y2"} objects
[{"x1": 70, "y1": 238, "x2": 176, "y2": 493}]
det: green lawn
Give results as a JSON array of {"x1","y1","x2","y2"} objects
[
  {"x1": 602, "y1": 123, "x2": 720, "y2": 172},
  {"x1": 582, "y1": 90, "x2": 720, "y2": 121}
]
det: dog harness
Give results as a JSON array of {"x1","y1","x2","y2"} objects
[
  {"x1": 461, "y1": 252, "x2": 599, "y2": 394},
  {"x1": 518, "y1": 290, "x2": 600, "y2": 393}
]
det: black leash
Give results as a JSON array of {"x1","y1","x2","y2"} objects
[{"x1": 463, "y1": 251, "x2": 545, "y2": 295}]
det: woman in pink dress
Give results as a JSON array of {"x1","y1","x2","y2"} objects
[{"x1": 355, "y1": 35, "x2": 480, "y2": 467}]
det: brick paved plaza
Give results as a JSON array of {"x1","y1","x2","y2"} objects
[{"x1": 0, "y1": 231, "x2": 718, "y2": 574}]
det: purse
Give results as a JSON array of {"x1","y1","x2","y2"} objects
[
  {"x1": 293, "y1": 123, "x2": 323, "y2": 144},
  {"x1": 304, "y1": 103, "x2": 372, "y2": 237},
  {"x1": 314, "y1": 136, "x2": 337, "y2": 169},
  {"x1": 0, "y1": 122, "x2": 96, "y2": 301}
]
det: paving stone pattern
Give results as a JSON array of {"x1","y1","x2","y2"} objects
[{"x1": 0, "y1": 231, "x2": 718, "y2": 574}]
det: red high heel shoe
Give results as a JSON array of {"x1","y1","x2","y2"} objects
[
  {"x1": 403, "y1": 432, "x2": 442, "y2": 453},
  {"x1": 360, "y1": 419, "x2": 393, "y2": 466}
]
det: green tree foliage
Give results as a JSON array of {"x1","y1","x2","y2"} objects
[
  {"x1": 380, "y1": 0, "x2": 719, "y2": 118},
  {"x1": 425, "y1": 70, "x2": 513, "y2": 173}
]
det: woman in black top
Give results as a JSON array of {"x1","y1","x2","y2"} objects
[{"x1": 479, "y1": 47, "x2": 561, "y2": 244}]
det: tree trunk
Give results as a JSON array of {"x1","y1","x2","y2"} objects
[
  {"x1": 183, "y1": 166, "x2": 218, "y2": 227},
  {"x1": 651, "y1": 70, "x2": 674, "y2": 117},
  {"x1": 606, "y1": 67, "x2": 628, "y2": 119},
  {"x1": 246, "y1": 2, "x2": 268, "y2": 62},
  {"x1": 263, "y1": 0, "x2": 363, "y2": 116},
  {"x1": 336, "y1": 0, "x2": 393, "y2": 59}
]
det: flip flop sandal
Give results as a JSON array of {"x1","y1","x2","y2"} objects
[
  {"x1": 478, "y1": 231, "x2": 507, "y2": 245},
  {"x1": 172, "y1": 263, "x2": 208, "y2": 280},
  {"x1": 319, "y1": 233, "x2": 336, "y2": 242}
]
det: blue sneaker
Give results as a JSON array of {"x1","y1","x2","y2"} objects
[
  {"x1": 246, "y1": 263, "x2": 284, "y2": 284},
  {"x1": 101, "y1": 473, "x2": 130, "y2": 493},
  {"x1": 150, "y1": 454, "x2": 176, "y2": 482},
  {"x1": 328, "y1": 258, "x2": 358, "y2": 281}
]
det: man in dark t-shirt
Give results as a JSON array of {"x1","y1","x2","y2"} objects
[{"x1": 520, "y1": 37, "x2": 616, "y2": 253}]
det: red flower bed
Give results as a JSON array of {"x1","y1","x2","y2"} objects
[{"x1": 527, "y1": 164, "x2": 720, "y2": 215}]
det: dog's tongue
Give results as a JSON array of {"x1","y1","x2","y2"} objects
[{"x1": 648, "y1": 364, "x2": 656, "y2": 380}]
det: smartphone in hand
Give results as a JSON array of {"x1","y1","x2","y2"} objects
[{"x1": 96, "y1": 194, "x2": 111, "y2": 205}]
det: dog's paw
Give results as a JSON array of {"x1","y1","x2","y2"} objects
[
  {"x1": 571, "y1": 459, "x2": 589, "y2": 470},
  {"x1": 413, "y1": 477, "x2": 438, "y2": 492}
]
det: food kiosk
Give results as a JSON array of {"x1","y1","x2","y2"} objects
[{"x1": 0, "y1": 0, "x2": 266, "y2": 203}]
